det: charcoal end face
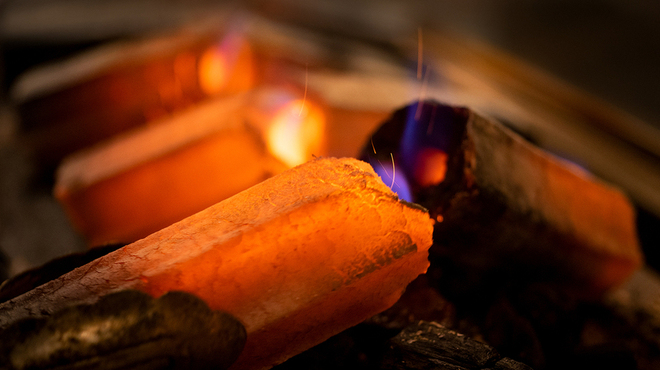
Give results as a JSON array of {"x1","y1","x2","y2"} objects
[
  {"x1": 359, "y1": 100, "x2": 605, "y2": 297},
  {"x1": 359, "y1": 100, "x2": 470, "y2": 214}
]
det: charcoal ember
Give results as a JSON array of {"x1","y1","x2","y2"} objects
[
  {"x1": 0, "y1": 157, "x2": 434, "y2": 370},
  {"x1": 360, "y1": 100, "x2": 641, "y2": 299},
  {"x1": 360, "y1": 100, "x2": 644, "y2": 368},
  {"x1": 0, "y1": 290, "x2": 246, "y2": 370},
  {"x1": 381, "y1": 320, "x2": 533, "y2": 370}
]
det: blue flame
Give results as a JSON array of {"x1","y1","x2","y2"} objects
[
  {"x1": 371, "y1": 159, "x2": 413, "y2": 202},
  {"x1": 399, "y1": 102, "x2": 457, "y2": 184}
]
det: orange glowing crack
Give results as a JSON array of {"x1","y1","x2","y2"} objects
[{"x1": 413, "y1": 147, "x2": 448, "y2": 187}]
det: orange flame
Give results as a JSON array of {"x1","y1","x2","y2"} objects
[
  {"x1": 198, "y1": 48, "x2": 228, "y2": 95},
  {"x1": 198, "y1": 37, "x2": 254, "y2": 96},
  {"x1": 267, "y1": 99, "x2": 325, "y2": 167}
]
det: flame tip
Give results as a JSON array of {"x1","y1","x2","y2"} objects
[{"x1": 266, "y1": 99, "x2": 325, "y2": 168}]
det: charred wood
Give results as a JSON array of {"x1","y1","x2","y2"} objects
[
  {"x1": 381, "y1": 321, "x2": 532, "y2": 370},
  {"x1": 360, "y1": 100, "x2": 647, "y2": 368},
  {"x1": 0, "y1": 290, "x2": 246, "y2": 370},
  {"x1": 361, "y1": 100, "x2": 642, "y2": 299}
]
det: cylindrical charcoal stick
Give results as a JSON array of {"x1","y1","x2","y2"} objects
[
  {"x1": 54, "y1": 93, "x2": 287, "y2": 246},
  {"x1": 0, "y1": 157, "x2": 434, "y2": 370},
  {"x1": 362, "y1": 101, "x2": 642, "y2": 298}
]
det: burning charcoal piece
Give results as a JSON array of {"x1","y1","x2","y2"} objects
[
  {"x1": 381, "y1": 321, "x2": 533, "y2": 370},
  {"x1": 0, "y1": 290, "x2": 246, "y2": 370},
  {"x1": 54, "y1": 94, "x2": 288, "y2": 246},
  {"x1": 0, "y1": 157, "x2": 434, "y2": 370},
  {"x1": 14, "y1": 28, "x2": 254, "y2": 174},
  {"x1": 361, "y1": 100, "x2": 642, "y2": 298}
]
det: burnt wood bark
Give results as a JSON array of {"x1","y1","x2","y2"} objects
[
  {"x1": 381, "y1": 321, "x2": 532, "y2": 370},
  {"x1": 0, "y1": 290, "x2": 246, "y2": 370}
]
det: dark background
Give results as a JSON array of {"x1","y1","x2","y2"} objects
[{"x1": 2, "y1": 0, "x2": 659, "y2": 125}]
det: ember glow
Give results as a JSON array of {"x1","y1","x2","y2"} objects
[
  {"x1": 412, "y1": 147, "x2": 448, "y2": 186},
  {"x1": 198, "y1": 47, "x2": 229, "y2": 95},
  {"x1": 54, "y1": 95, "x2": 290, "y2": 245},
  {"x1": 266, "y1": 99, "x2": 325, "y2": 167},
  {"x1": 198, "y1": 35, "x2": 254, "y2": 96},
  {"x1": 21, "y1": 158, "x2": 436, "y2": 370}
]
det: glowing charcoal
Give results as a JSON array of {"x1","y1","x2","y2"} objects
[
  {"x1": 4, "y1": 158, "x2": 434, "y2": 370},
  {"x1": 55, "y1": 94, "x2": 287, "y2": 246},
  {"x1": 361, "y1": 100, "x2": 642, "y2": 297}
]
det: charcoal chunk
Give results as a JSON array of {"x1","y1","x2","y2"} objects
[
  {"x1": 0, "y1": 290, "x2": 246, "y2": 370},
  {"x1": 382, "y1": 321, "x2": 532, "y2": 370}
]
